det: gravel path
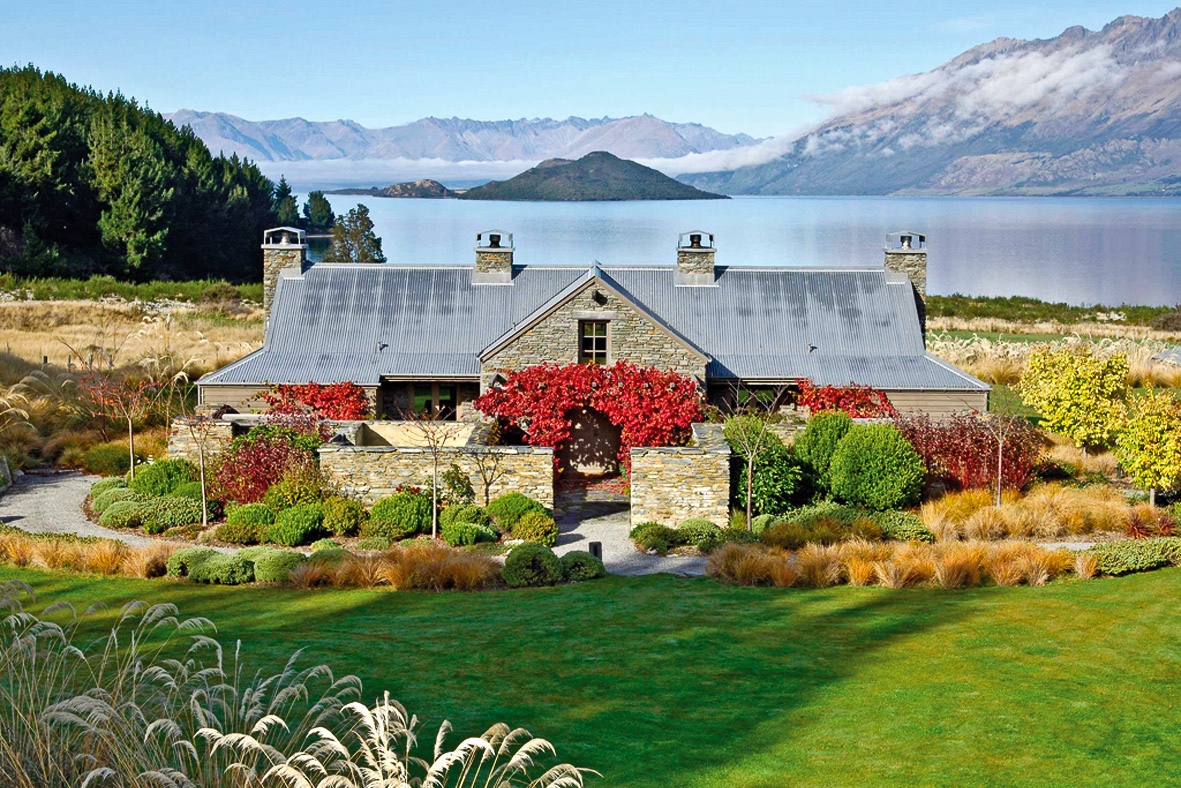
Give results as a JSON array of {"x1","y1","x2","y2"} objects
[{"x1": 0, "y1": 472, "x2": 163, "y2": 548}]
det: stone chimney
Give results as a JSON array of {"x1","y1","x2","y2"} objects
[
  {"x1": 884, "y1": 231, "x2": 927, "y2": 332},
  {"x1": 676, "y1": 231, "x2": 716, "y2": 286},
  {"x1": 261, "y1": 226, "x2": 307, "y2": 330},
  {"x1": 473, "y1": 230, "x2": 513, "y2": 284}
]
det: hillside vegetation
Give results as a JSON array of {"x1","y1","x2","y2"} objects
[
  {"x1": 461, "y1": 151, "x2": 728, "y2": 201},
  {"x1": 0, "y1": 66, "x2": 278, "y2": 281}
]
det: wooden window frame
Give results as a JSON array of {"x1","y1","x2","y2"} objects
[{"x1": 578, "y1": 320, "x2": 609, "y2": 365}]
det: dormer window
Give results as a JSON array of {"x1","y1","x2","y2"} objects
[{"x1": 579, "y1": 320, "x2": 608, "y2": 365}]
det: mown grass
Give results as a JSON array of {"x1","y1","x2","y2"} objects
[{"x1": 2, "y1": 565, "x2": 1179, "y2": 787}]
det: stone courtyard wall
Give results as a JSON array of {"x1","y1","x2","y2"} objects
[
  {"x1": 629, "y1": 423, "x2": 731, "y2": 527},
  {"x1": 167, "y1": 418, "x2": 234, "y2": 465}
]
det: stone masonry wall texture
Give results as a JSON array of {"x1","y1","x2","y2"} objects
[
  {"x1": 320, "y1": 444, "x2": 554, "y2": 508},
  {"x1": 167, "y1": 419, "x2": 234, "y2": 465},
  {"x1": 263, "y1": 248, "x2": 303, "y2": 312},
  {"x1": 483, "y1": 282, "x2": 706, "y2": 386},
  {"x1": 884, "y1": 250, "x2": 927, "y2": 296},
  {"x1": 676, "y1": 248, "x2": 715, "y2": 275},
  {"x1": 629, "y1": 423, "x2": 731, "y2": 526}
]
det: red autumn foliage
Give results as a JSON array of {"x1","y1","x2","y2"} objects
[
  {"x1": 263, "y1": 382, "x2": 370, "y2": 420},
  {"x1": 475, "y1": 362, "x2": 703, "y2": 471},
  {"x1": 893, "y1": 412, "x2": 1042, "y2": 491},
  {"x1": 210, "y1": 424, "x2": 321, "y2": 504},
  {"x1": 797, "y1": 380, "x2": 896, "y2": 418}
]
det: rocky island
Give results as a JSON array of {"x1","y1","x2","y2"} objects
[{"x1": 327, "y1": 179, "x2": 458, "y2": 199}]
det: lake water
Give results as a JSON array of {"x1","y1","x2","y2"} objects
[{"x1": 318, "y1": 195, "x2": 1181, "y2": 307}]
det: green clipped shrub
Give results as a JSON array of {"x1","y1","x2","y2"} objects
[
  {"x1": 486, "y1": 493, "x2": 547, "y2": 531},
  {"x1": 829, "y1": 424, "x2": 925, "y2": 510},
  {"x1": 360, "y1": 519, "x2": 418, "y2": 542},
  {"x1": 254, "y1": 550, "x2": 307, "y2": 583},
  {"x1": 264, "y1": 473, "x2": 324, "y2": 513},
  {"x1": 322, "y1": 496, "x2": 367, "y2": 537},
  {"x1": 310, "y1": 538, "x2": 341, "y2": 550},
  {"x1": 1086, "y1": 537, "x2": 1181, "y2": 576},
  {"x1": 92, "y1": 487, "x2": 145, "y2": 514},
  {"x1": 213, "y1": 519, "x2": 267, "y2": 545},
  {"x1": 129, "y1": 459, "x2": 197, "y2": 497},
  {"x1": 750, "y1": 513, "x2": 780, "y2": 536},
  {"x1": 720, "y1": 527, "x2": 760, "y2": 546},
  {"x1": 165, "y1": 547, "x2": 217, "y2": 578},
  {"x1": 308, "y1": 547, "x2": 350, "y2": 565},
  {"x1": 795, "y1": 411, "x2": 853, "y2": 489},
  {"x1": 877, "y1": 511, "x2": 935, "y2": 543},
  {"x1": 141, "y1": 496, "x2": 205, "y2": 535},
  {"x1": 227, "y1": 503, "x2": 275, "y2": 527},
  {"x1": 629, "y1": 522, "x2": 685, "y2": 554},
  {"x1": 735, "y1": 443, "x2": 809, "y2": 516},
  {"x1": 677, "y1": 518, "x2": 724, "y2": 552},
  {"x1": 369, "y1": 492, "x2": 431, "y2": 536},
  {"x1": 237, "y1": 545, "x2": 281, "y2": 563},
  {"x1": 511, "y1": 511, "x2": 558, "y2": 547},
  {"x1": 439, "y1": 504, "x2": 490, "y2": 527},
  {"x1": 188, "y1": 553, "x2": 255, "y2": 585},
  {"x1": 560, "y1": 550, "x2": 606, "y2": 582},
  {"x1": 355, "y1": 536, "x2": 393, "y2": 551},
  {"x1": 266, "y1": 504, "x2": 326, "y2": 547},
  {"x1": 89, "y1": 477, "x2": 126, "y2": 498},
  {"x1": 84, "y1": 442, "x2": 140, "y2": 476},
  {"x1": 173, "y1": 481, "x2": 204, "y2": 500},
  {"x1": 98, "y1": 500, "x2": 144, "y2": 529},
  {"x1": 502, "y1": 542, "x2": 562, "y2": 588},
  {"x1": 441, "y1": 521, "x2": 497, "y2": 547}
]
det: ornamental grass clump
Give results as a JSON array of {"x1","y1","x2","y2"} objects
[{"x1": 383, "y1": 541, "x2": 499, "y2": 591}]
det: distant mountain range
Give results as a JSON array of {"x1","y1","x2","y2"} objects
[
  {"x1": 459, "y1": 152, "x2": 727, "y2": 201},
  {"x1": 682, "y1": 8, "x2": 1181, "y2": 196},
  {"x1": 164, "y1": 111, "x2": 758, "y2": 163}
]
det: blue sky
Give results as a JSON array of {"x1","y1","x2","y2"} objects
[{"x1": 6, "y1": 0, "x2": 1179, "y2": 137}]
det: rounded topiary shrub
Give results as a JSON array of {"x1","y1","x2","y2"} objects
[
  {"x1": 360, "y1": 519, "x2": 418, "y2": 542},
  {"x1": 214, "y1": 519, "x2": 266, "y2": 545},
  {"x1": 511, "y1": 511, "x2": 558, "y2": 547},
  {"x1": 188, "y1": 553, "x2": 255, "y2": 585},
  {"x1": 794, "y1": 411, "x2": 854, "y2": 488},
  {"x1": 354, "y1": 536, "x2": 392, "y2": 551},
  {"x1": 829, "y1": 424, "x2": 925, "y2": 510},
  {"x1": 89, "y1": 477, "x2": 127, "y2": 499},
  {"x1": 737, "y1": 444, "x2": 810, "y2": 516},
  {"x1": 310, "y1": 538, "x2": 341, "y2": 550},
  {"x1": 98, "y1": 500, "x2": 144, "y2": 529},
  {"x1": 253, "y1": 550, "x2": 307, "y2": 583},
  {"x1": 486, "y1": 493, "x2": 547, "y2": 531},
  {"x1": 141, "y1": 496, "x2": 205, "y2": 535},
  {"x1": 369, "y1": 492, "x2": 431, "y2": 536},
  {"x1": 129, "y1": 459, "x2": 197, "y2": 498},
  {"x1": 560, "y1": 550, "x2": 606, "y2": 582},
  {"x1": 441, "y1": 521, "x2": 497, "y2": 547},
  {"x1": 677, "y1": 518, "x2": 723, "y2": 552},
  {"x1": 502, "y1": 543, "x2": 562, "y2": 588},
  {"x1": 322, "y1": 496, "x2": 367, "y2": 537},
  {"x1": 266, "y1": 503, "x2": 326, "y2": 547},
  {"x1": 165, "y1": 547, "x2": 217, "y2": 578},
  {"x1": 750, "y1": 513, "x2": 780, "y2": 536},
  {"x1": 93, "y1": 487, "x2": 144, "y2": 514},
  {"x1": 439, "y1": 504, "x2": 490, "y2": 528},
  {"x1": 227, "y1": 503, "x2": 275, "y2": 527},
  {"x1": 629, "y1": 522, "x2": 684, "y2": 554},
  {"x1": 308, "y1": 547, "x2": 350, "y2": 565},
  {"x1": 264, "y1": 473, "x2": 324, "y2": 513},
  {"x1": 877, "y1": 511, "x2": 935, "y2": 543}
]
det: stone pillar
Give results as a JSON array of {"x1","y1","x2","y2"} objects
[
  {"x1": 885, "y1": 247, "x2": 927, "y2": 335},
  {"x1": 261, "y1": 228, "x2": 307, "y2": 331},
  {"x1": 167, "y1": 417, "x2": 234, "y2": 465},
  {"x1": 474, "y1": 231, "x2": 513, "y2": 284}
]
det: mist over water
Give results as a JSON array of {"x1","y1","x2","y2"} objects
[{"x1": 317, "y1": 195, "x2": 1181, "y2": 306}]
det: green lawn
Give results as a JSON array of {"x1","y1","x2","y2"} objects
[{"x1": 2, "y1": 566, "x2": 1179, "y2": 787}]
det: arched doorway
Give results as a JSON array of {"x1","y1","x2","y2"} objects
[{"x1": 559, "y1": 407, "x2": 622, "y2": 476}]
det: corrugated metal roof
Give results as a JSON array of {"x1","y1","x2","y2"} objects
[{"x1": 200, "y1": 262, "x2": 987, "y2": 391}]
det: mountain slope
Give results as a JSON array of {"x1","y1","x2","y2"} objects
[
  {"x1": 459, "y1": 151, "x2": 727, "y2": 201},
  {"x1": 683, "y1": 9, "x2": 1181, "y2": 196},
  {"x1": 165, "y1": 111, "x2": 757, "y2": 163}
]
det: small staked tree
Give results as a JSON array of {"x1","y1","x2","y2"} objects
[
  {"x1": 1018, "y1": 345, "x2": 1128, "y2": 454},
  {"x1": 723, "y1": 413, "x2": 776, "y2": 531},
  {"x1": 470, "y1": 448, "x2": 507, "y2": 506},
  {"x1": 79, "y1": 373, "x2": 166, "y2": 480},
  {"x1": 1114, "y1": 387, "x2": 1181, "y2": 507},
  {"x1": 401, "y1": 408, "x2": 468, "y2": 539},
  {"x1": 172, "y1": 374, "x2": 223, "y2": 527},
  {"x1": 325, "y1": 204, "x2": 386, "y2": 263}
]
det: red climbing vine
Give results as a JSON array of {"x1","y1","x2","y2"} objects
[
  {"x1": 262, "y1": 382, "x2": 371, "y2": 420},
  {"x1": 475, "y1": 362, "x2": 703, "y2": 471},
  {"x1": 797, "y1": 379, "x2": 896, "y2": 418}
]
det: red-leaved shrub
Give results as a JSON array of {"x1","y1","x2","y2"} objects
[
  {"x1": 797, "y1": 380, "x2": 896, "y2": 418},
  {"x1": 211, "y1": 425, "x2": 321, "y2": 504},
  {"x1": 263, "y1": 382, "x2": 370, "y2": 420},
  {"x1": 476, "y1": 362, "x2": 702, "y2": 471},
  {"x1": 893, "y1": 412, "x2": 1042, "y2": 491}
]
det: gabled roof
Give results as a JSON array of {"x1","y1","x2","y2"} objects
[
  {"x1": 199, "y1": 262, "x2": 988, "y2": 392},
  {"x1": 478, "y1": 263, "x2": 709, "y2": 363}
]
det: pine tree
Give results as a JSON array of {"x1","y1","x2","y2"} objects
[
  {"x1": 302, "y1": 190, "x2": 335, "y2": 231},
  {"x1": 273, "y1": 176, "x2": 298, "y2": 225},
  {"x1": 325, "y1": 204, "x2": 386, "y2": 263}
]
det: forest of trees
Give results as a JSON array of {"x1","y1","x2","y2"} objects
[{"x1": 0, "y1": 66, "x2": 284, "y2": 281}]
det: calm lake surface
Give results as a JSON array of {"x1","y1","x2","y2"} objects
[{"x1": 318, "y1": 195, "x2": 1181, "y2": 306}]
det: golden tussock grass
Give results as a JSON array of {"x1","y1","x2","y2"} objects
[
  {"x1": 796, "y1": 544, "x2": 842, "y2": 588},
  {"x1": 123, "y1": 544, "x2": 175, "y2": 579},
  {"x1": 33, "y1": 540, "x2": 80, "y2": 570},
  {"x1": 336, "y1": 554, "x2": 390, "y2": 588},
  {"x1": 381, "y1": 542, "x2": 498, "y2": 592},
  {"x1": 1074, "y1": 552, "x2": 1099, "y2": 580},
  {"x1": 1044, "y1": 440, "x2": 1119, "y2": 476},
  {"x1": 0, "y1": 533, "x2": 34, "y2": 567},
  {"x1": 927, "y1": 483, "x2": 1131, "y2": 541},
  {"x1": 289, "y1": 562, "x2": 336, "y2": 589},
  {"x1": 79, "y1": 540, "x2": 128, "y2": 575}
]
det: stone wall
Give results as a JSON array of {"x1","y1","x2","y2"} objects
[
  {"x1": 167, "y1": 418, "x2": 234, "y2": 465},
  {"x1": 320, "y1": 443, "x2": 554, "y2": 508},
  {"x1": 482, "y1": 280, "x2": 706, "y2": 388},
  {"x1": 629, "y1": 423, "x2": 730, "y2": 527}
]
